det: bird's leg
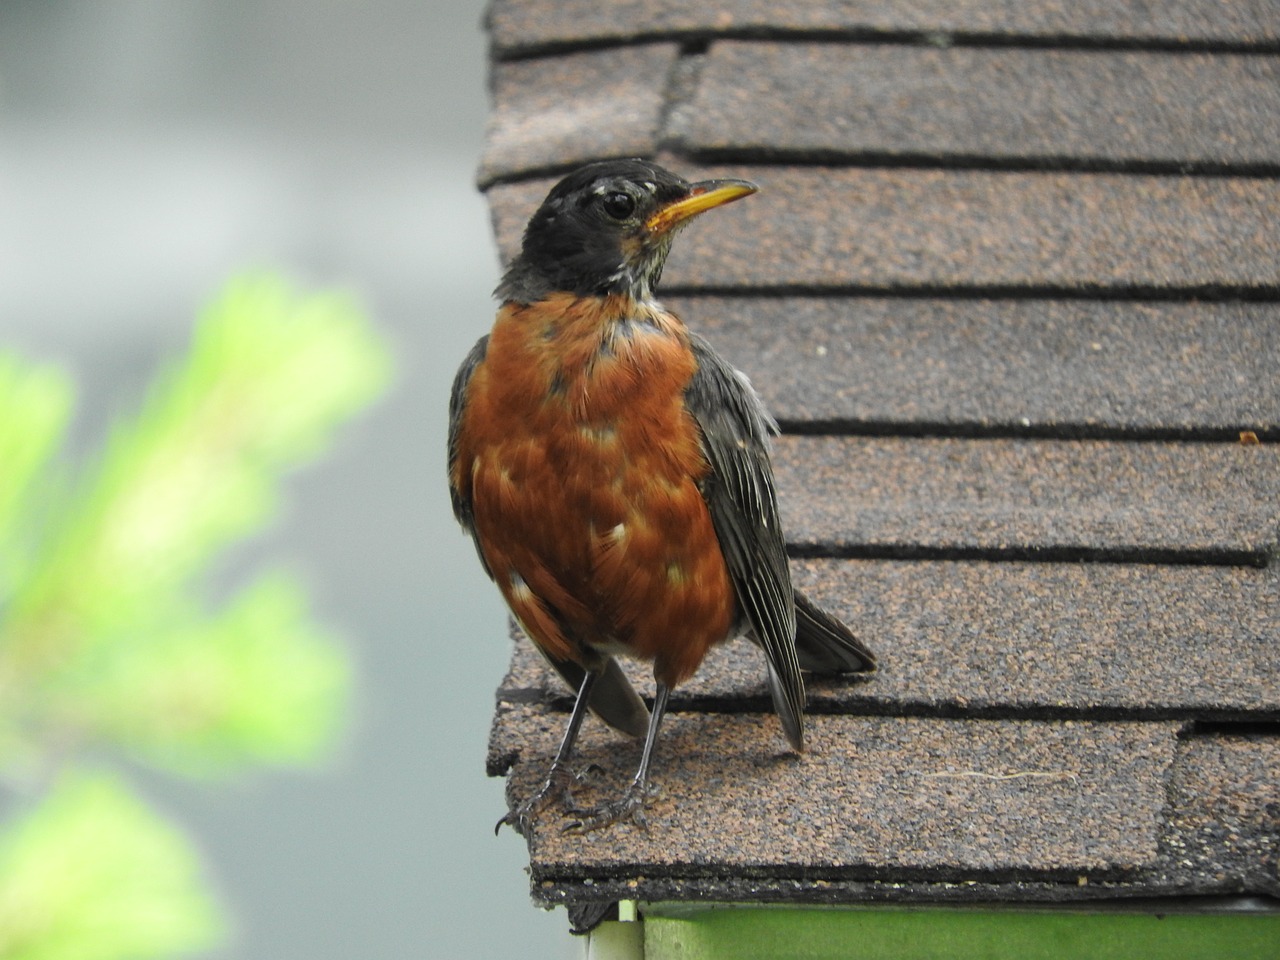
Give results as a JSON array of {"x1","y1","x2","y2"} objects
[
  {"x1": 565, "y1": 682, "x2": 671, "y2": 833},
  {"x1": 496, "y1": 668, "x2": 599, "y2": 836}
]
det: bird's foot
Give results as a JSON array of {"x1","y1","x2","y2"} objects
[
  {"x1": 563, "y1": 779, "x2": 657, "y2": 834},
  {"x1": 496, "y1": 761, "x2": 603, "y2": 836},
  {"x1": 496, "y1": 761, "x2": 577, "y2": 836}
]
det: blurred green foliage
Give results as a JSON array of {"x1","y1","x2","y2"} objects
[
  {"x1": 0, "y1": 276, "x2": 392, "y2": 959},
  {"x1": 0, "y1": 774, "x2": 220, "y2": 960}
]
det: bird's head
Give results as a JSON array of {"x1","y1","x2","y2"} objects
[{"x1": 497, "y1": 159, "x2": 757, "y2": 304}]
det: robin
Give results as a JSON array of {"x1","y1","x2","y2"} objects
[{"x1": 449, "y1": 158, "x2": 875, "y2": 834}]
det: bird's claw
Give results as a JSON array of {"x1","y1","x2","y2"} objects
[
  {"x1": 496, "y1": 761, "x2": 579, "y2": 836},
  {"x1": 497, "y1": 760, "x2": 618, "y2": 835},
  {"x1": 562, "y1": 781, "x2": 657, "y2": 834}
]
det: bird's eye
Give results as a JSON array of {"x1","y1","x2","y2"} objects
[{"x1": 600, "y1": 191, "x2": 636, "y2": 221}]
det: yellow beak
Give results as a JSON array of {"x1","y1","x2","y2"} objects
[{"x1": 645, "y1": 179, "x2": 758, "y2": 235}]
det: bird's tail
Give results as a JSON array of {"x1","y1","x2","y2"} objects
[
  {"x1": 793, "y1": 590, "x2": 876, "y2": 675},
  {"x1": 542, "y1": 649, "x2": 650, "y2": 738}
]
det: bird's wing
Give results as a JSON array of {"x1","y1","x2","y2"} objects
[
  {"x1": 684, "y1": 333, "x2": 805, "y2": 750},
  {"x1": 447, "y1": 335, "x2": 492, "y2": 576}
]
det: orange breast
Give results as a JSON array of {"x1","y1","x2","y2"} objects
[{"x1": 453, "y1": 294, "x2": 736, "y2": 687}]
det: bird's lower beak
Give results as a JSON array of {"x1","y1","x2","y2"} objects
[{"x1": 645, "y1": 178, "x2": 758, "y2": 235}]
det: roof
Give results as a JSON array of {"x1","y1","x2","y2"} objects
[{"x1": 477, "y1": 0, "x2": 1280, "y2": 926}]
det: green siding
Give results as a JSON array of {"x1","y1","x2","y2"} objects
[{"x1": 640, "y1": 905, "x2": 1280, "y2": 960}]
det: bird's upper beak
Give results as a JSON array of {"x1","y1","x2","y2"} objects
[{"x1": 645, "y1": 178, "x2": 758, "y2": 235}]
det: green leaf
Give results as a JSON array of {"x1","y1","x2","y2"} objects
[
  {"x1": 0, "y1": 275, "x2": 385, "y2": 958},
  {"x1": 2, "y1": 274, "x2": 391, "y2": 674},
  {"x1": 0, "y1": 355, "x2": 73, "y2": 592},
  {"x1": 0, "y1": 772, "x2": 222, "y2": 960},
  {"x1": 75, "y1": 572, "x2": 351, "y2": 776}
]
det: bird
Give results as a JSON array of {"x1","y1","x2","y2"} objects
[{"x1": 448, "y1": 158, "x2": 875, "y2": 834}]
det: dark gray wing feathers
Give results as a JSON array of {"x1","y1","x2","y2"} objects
[
  {"x1": 448, "y1": 335, "x2": 492, "y2": 577},
  {"x1": 539, "y1": 649, "x2": 651, "y2": 739},
  {"x1": 684, "y1": 334, "x2": 806, "y2": 749},
  {"x1": 794, "y1": 589, "x2": 877, "y2": 674}
]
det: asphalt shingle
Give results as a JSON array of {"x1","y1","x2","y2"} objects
[
  {"x1": 1160, "y1": 735, "x2": 1280, "y2": 896},
  {"x1": 772, "y1": 436, "x2": 1280, "y2": 561},
  {"x1": 669, "y1": 297, "x2": 1280, "y2": 437},
  {"x1": 478, "y1": 43, "x2": 679, "y2": 185},
  {"x1": 675, "y1": 44, "x2": 1280, "y2": 170},
  {"x1": 491, "y1": 706, "x2": 1181, "y2": 878},
  {"x1": 492, "y1": 706, "x2": 1279, "y2": 907},
  {"x1": 487, "y1": 0, "x2": 1280, "y2": 57},
  {"x1": 487, "y1": 168, "x2": 1280, "y2": 292},
  {"x1": 497, "y1": 560, "x2": 1280, "y2": 721}
]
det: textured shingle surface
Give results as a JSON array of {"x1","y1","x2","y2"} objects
[
  {"x1": 491, "y1": 707, "x2": 1181, "y2": 876},
  {"x1": 489, "y1": 169, "x2": 1280, "y2": 291},
  {"x1": 669, "y1": 297, "x2": 1280, "y2": 436},
  {"x1": 477, "y1": 0, "x2": 1280, "y2": 921},
  {"x1": 478, "y1": 44, "x2": 679, "y2": 185},
  {"x1": 674, "y1": 44, "x2": 1280, "y2": 170},
  {"x1": 496, "y1": 561, "x2": 1280, "y2": 720},
  {"x1": 1161, "y1": 735, "x2": 1280, "y2": 894},
  {"x1": 487, "y1": 0, "x2": 1280, "y2": 56},
  {"x1": 773, "y1": 436, "x2": 1280, "y2": 560}
]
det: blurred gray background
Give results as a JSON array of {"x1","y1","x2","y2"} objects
[{"x1": 0, "y1": 2, "x2": 577, "y2": 957}]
